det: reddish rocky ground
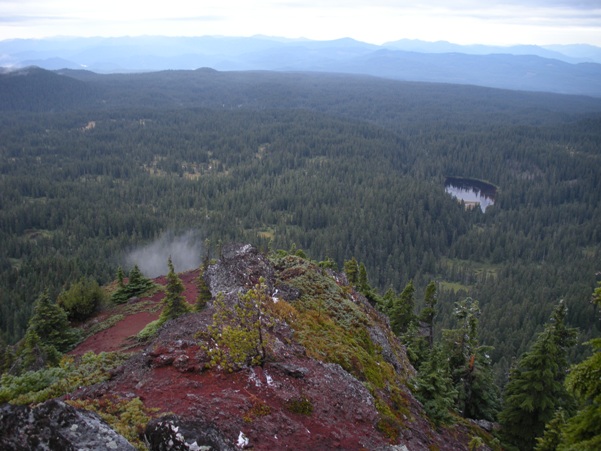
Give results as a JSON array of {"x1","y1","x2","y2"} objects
[
  {"x1": 71, "y1": 270, "x2": 199, "y2": 355},
  {"x1": 67, "y1": 247, "x2": 492, "y2": 450}
]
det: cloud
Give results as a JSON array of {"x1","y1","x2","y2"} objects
[
  {"x1": 0, "y1": 0, "x2": 599, "y2": 46},
  {"x1": 125, "y1": 231, "x2": 203, "y2": 278},
  {"x1": 167, "y1": 16, "x2": 225, "y2": 22}
]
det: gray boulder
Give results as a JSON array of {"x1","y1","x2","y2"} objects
[{"x1": 0, "y1": 399, "x2": 135, "y2": 450}]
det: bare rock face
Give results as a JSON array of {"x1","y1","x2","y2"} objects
[
  {"x1": 0, "y1": 399, "x2": 135, "y2": 450},
  {"x1": 206, "y1": 243, "x2": 275, "y2": 296}
]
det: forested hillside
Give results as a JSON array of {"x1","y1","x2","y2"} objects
[{"x1": 1, "y1": 68, "x2": 600, "y2": 383}]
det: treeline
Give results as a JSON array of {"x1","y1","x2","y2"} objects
[
  {"x1": 0, "y1": 69, "x2": 600, "y2": 381},
  {"x1": 352, "y1": 261, "x2": 601, "y2": 450}
]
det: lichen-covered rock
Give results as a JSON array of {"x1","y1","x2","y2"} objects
[
  {"x1": 0, "y1": 399, "x2": 135, "y2": 450},
  {"x1": 145, "y1": 414, "x2": 235, "y2": 451},
  {"x1": 206, "y1": 243, "x2": 275, "y2": 296}
]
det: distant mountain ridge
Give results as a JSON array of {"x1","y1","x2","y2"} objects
[
  {"x1": 1, "y1": 35, "x2": 600, "y2": 97},
  {"x1": 383, "y1": 39, "x2": 601, "y2": 64}
]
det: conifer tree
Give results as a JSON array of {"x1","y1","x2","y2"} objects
[
  {"x1": 358, "y1": 263, "x2": 368, "y2": 292},
  {"x1": 381, "y1": 287, "x2": 396, "y2": 314},
  {"x1": 535, "y1": 409, "x2": 568, "y2": 451},
  {"x1": 390, "y1": 280, "x2": 415, "y2": 335},
  {"x1": 499, "y1": 301, "x2": 577, "y2": 450},
  {"x1": 112, "y1": 264, "x2": 154, "y2": 303},
  {"x1": 420, "y1": 281, "x2": 437, "y2": 349},
  {"x1": 195, "y1": 258, "x2": 212, "y2": 311},
  {"x1": 557, "y1": 338, "x2": 601, "y2": 450},
  {"x1": 128, "y1": 264, "x2": 150, "y2": 289},
  {"x1": 344, "y1": 257, "x2": 359, "y2": 286},
  {"x1": 442, "y1": 297, "x2": 499, "y2": 421},
  {"x1": 414, "y1": 344, "x2": 457, "y2": 425},
  {"x1": 19, "y1": 329, "x2": 61, "y2": 370},
  {"x1": 536, "y1": 284, "x2": 601, "y2": 451},
  {"x1": 27, "y1": 291, "x2": 79, "y2": 354},
  {"x1": 406, "y1": 281, "x2": 439, "y2": 367},
  {"x1": 16, "y1": 291, "x2": 79, "y2": 371},
  {"x1": 159, "y1": 258, "x2": 191, "y2": 323}
]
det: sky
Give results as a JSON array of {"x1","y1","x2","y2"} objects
[{"x1": 1, "y1": 0, "x2": 601, "y2": 46}]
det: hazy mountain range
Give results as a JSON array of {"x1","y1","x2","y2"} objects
[{"x1": 1, "y1": 35, "x2": 601, "y2": 97}]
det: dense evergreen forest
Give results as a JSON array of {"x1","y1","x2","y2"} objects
[{"x1": 1, "y1": 67, "x2": 600, "y2": 385}]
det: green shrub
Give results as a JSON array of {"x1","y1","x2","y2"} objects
[
  {"x1": 0, "y1": 352, "x2": 128, "y2": 404},
  {"x1": 243, "y1": 400, "x2": 271, "y2": 423},
  {"x1": 136, "y1": 320, "x2": 161, "y2": 341},
  {"x1": 58, "y1": 277, "x2": 105, "y2": 321},
  {"x1": 0, "y1": 366, "x2": 66, "y2": 404},
  {"x1": 285, "y1": 396, "x2": 313, "y2": 415}
]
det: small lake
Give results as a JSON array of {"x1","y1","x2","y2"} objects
[{"x1": 445, "y1": 177, "x2": 497, "y2": 212}]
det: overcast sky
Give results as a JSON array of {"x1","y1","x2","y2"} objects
[{"x1": 1, "y1": 0, "x2": 600, "y2": 46}]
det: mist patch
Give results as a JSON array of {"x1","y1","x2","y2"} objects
[{"x1": 125, "y1": 231, "x2": 202, "y2": 278}]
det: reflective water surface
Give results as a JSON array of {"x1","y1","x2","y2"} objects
[{"x1": 445, "y1": 177, "x2": 496, "y2": 212}]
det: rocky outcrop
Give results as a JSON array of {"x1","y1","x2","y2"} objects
[
  {"x1": 0, "y1": 244, "x2": 494, "y2": 451},
  {"x1": 206, "y1": 243, "x2": 275, "y2": 296},
  {"x1": 0, "y1": 399, "x2": 135, "y2": 450}
]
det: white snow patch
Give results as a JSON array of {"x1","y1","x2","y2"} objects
[
  {"x1": 237, "y1": 431, "x2": 249, "y2": 448},
  {"x1": 249, "y1": 368, "x2": 262, "y2": 387},
  {"x1": 265, "y1": 371, "x2": 275, "y2": 387}
]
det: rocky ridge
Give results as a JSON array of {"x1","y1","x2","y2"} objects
[{"x1": 0, "y1": 244, "x2": 493, "y2": 450}]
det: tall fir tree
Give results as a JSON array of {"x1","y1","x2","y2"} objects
[
  {"x1": 358, "y1": 263, "x2": 369, "y2": 292},
  {"x1": 442, "y1": 297, "x2": 499, "y2": 421},
  {"x1": 499, "y1": 301, "x2": 577, "y2": 450},
  {"x1": 390, "y1": 280, "x2": 415, "y2": 335},
  {"x1": 16, "y1": 291, "x2": 79, "y2": 371},
  {"x1": 558, "y1": 338, "x2": 601, "y2": 450},
  {"x1": 159, "y1": 258, "x2": 191, "y2": 323},
  {"x1": 344, "y1": 257, "x2": 359, "y2": 286},
  {"x1": 195, "y1": 257, "x2": 212, "y2": 311},
  {"x1": 405, "y1": 281, "x2": 439, "y2": 367},
  {"x1": 414, "y1": 344, "x2": 458, "y2": 425},
  {"x1": 420, "y1": 281, "x2": 437, "y2": 349},
  {"x1": 27, "y1": 291, "x2": 79, "y2": 353},
  {"x1": 536, "y1": 283, "x2": 601, "y2": 451}
]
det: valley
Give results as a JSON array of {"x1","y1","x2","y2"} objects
[{"x1": 1, "y1": 68, "x2": 599, "y2": 379}]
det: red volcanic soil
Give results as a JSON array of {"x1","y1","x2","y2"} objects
[
  {"x1": 66, "y1": 256, "x2": 480, "y2": 451},
  {"x1": 72, "y1": 311, "x2": 158, "y2": 355},
  {"x1": 70, "y1": 269, "x2": 199, "y2": 356},
  {"x1": 68, "y1": 267, "x2": 391, "y2": 450}
]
